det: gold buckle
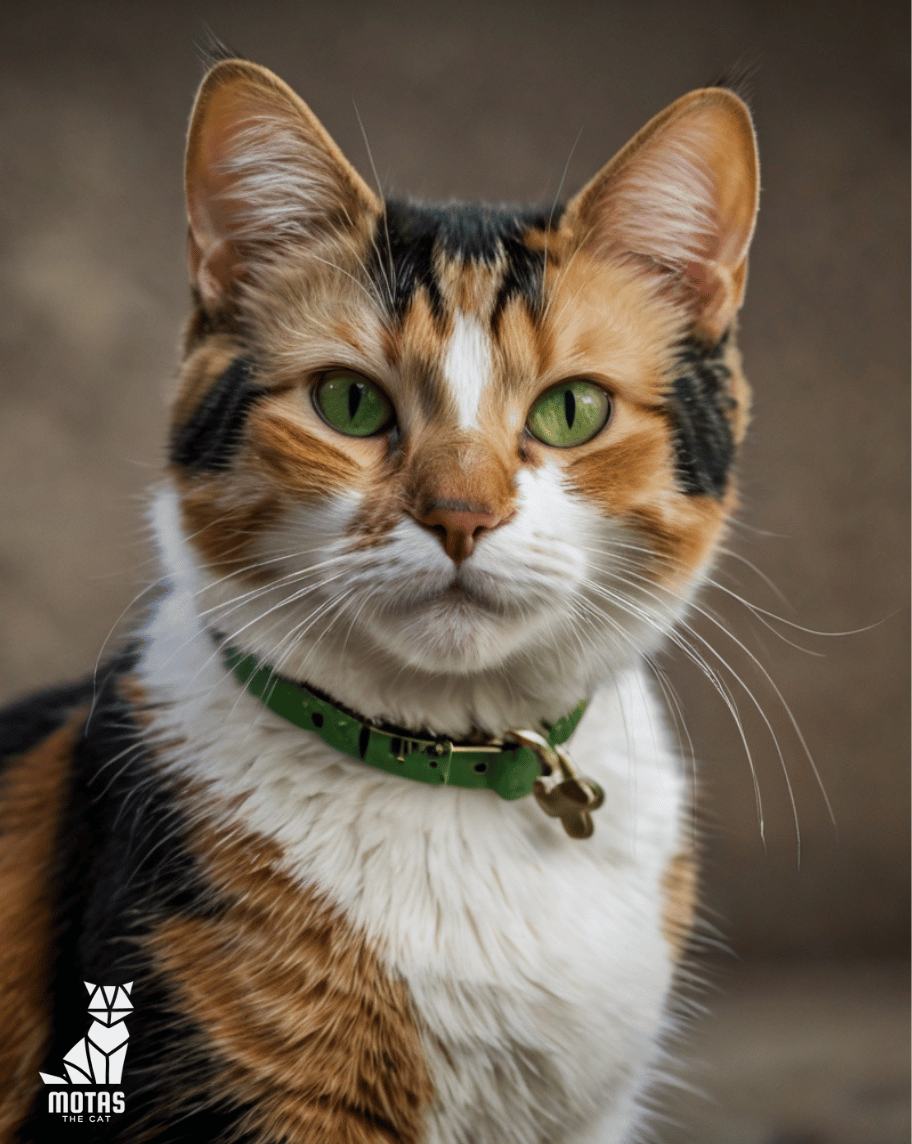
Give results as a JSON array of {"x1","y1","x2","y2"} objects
[{"x1": 506, "y1": 729, "x2": 604, "y2": 839}]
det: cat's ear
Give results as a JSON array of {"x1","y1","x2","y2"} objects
[
  {"x1": 185, "y1": 59, "x2": 380, "y2": 312},
  {"x1": 563, "y1": 89, "x2": 759, "y2": 342}
]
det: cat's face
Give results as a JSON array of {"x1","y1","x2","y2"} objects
[{"x1": 167, "y1": 61, "x2": 757, "y2": 703}]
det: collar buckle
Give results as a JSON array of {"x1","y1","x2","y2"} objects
[{"x1": 506, "y1": 729, "x2": 604, "y2": 839}]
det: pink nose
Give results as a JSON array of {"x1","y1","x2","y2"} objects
[{"x1": 416, "y1": 503, "x2": 506, "y2": 563}]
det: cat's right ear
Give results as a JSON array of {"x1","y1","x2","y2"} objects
[{"x1": 185, "y1": 60, "x2": 380, "y2": 313}]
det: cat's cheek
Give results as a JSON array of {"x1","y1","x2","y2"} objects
[
  {"x1": 245, "y1": 496, "x2": 359, "y2": 576},
  {"x1": 627, "y1": 493, "x2": 733, "y2": 594},
  {"x1": 562, "y1": 409, "x2": 674, "y2": 516},
  {"x1": 247, "y1": 409, "x2": 363, "y2": 500},
  {"x1": 176, "y1": 478, "x2": 283, "y2": 580},
  {"x1": 562, "y1": 422, "x2": 734, "y2": 591}
]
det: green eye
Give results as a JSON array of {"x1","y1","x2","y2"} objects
[
  {"x1": 527, "y1": 381, "x2": 611, "y2": 447},
  {"x1": 314, "y1": 372, "x2": 394, "y2": 437}
]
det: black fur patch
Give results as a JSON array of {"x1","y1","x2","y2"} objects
[
  {"x1": 0, "y1": 677, "x2": 94, "y2": 771},
  {"x1": 197, "y1": 28, "x2": 246, "y2": 72},
  {"x1": 375, "y1": 202, "x2": 445, "y2": 319},
  {"x1": 492, "y1": 224, "x2": 551, "y2": 329},
  {"x1": 374, "y1": 200, "x2": 556, "y2": 324},
  {"x1": 169, "y1": 358, "x2": 266, "y2": 473},
  {"x1": 12, "y1": 652, "x2": 251, "y2": 1142},
  {"x1": 666, "y1": 334, "x2": 737, "y2": 497},
  {"x1": 707, "y1": 58, "x2": 758, "y2": 104}
]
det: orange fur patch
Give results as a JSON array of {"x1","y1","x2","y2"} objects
[
  {"x1": 248, "y1": 406, "x2": 360, "y2": 500},
  {"x1": 178, "y1": 478, "x2": 281, "y2": 580},
  {"x1": 434, "y1": 253, "x2": 504, "y2": 315},
  {"x1": 0, "y1": 708, "x2": 85, "y2": 1137},
  {"x1": 495, "y1": 294, "x2": 553, "y2": 393},
  {"x1": 391, "y1": 295, "x2": 454, "y2": 421},
  {"x1": 661, "y1": 849, "x2": 698, "y2": 956},
  {"x1": 404, "y1": 432, "x2": 517, "y2": 521},
  {"x1": 146, "y1": 816, "x2": 433, "y2": 1143}
]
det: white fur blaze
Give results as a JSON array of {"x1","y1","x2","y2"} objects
[{"x1": 442, "y1": 312, "x2": 494, "y2": 430}]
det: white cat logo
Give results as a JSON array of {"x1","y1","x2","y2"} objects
[{"x1": 40, "y1": 982, "x2": 133, "y2": 1085}]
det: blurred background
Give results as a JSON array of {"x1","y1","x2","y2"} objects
[{"x1": 0, "y1": 1, "x2": 907, "y2": 1140}]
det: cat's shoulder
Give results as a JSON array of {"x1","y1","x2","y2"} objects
[
  {"x1": 0, "y1": 647, "x2": 144, "y2": 761},
  {"x1": 0, "y1": 676, "x2": 95, "y2": 767}
]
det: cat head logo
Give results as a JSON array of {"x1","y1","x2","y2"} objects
[
  {"x1": 86, "y1": 982, "x2": 133, "y2": 1027},
  {"x1": 39, "y1": 981, "x2": 133, "y2": 1088}
]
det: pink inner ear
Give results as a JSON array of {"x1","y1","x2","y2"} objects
[
  {"x1": 680, "y1": 257, "x2": 741, "y2": 343},
  {"x1": 187, "y1": 227, "x2": 241, "y2": 311},
  {"x1": 185, "y1": 90, "x2": 257, "y2": 310},
  {"x1": 188, "y1": 92, "x2": 261, "y2": 241}
]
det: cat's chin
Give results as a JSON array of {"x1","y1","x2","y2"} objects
[{"x1": 369, "y1": 589, "x2": 546, "y2": 675}]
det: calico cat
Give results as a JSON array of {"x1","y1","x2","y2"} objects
[{"x1": 0, "y1": 57, "x2": 758, "y2": 1144}]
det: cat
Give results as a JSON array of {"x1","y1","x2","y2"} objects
[
  {"x1": 0, "y1": 55, "x2": 758, "y2": 1144},
  {"x1": 39, "y1": 983, "x2": 133, "y2": 1087}
]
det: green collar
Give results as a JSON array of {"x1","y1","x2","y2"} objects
[{"x1": 220, "y1": 643, "x2": 587, "y2": 802}]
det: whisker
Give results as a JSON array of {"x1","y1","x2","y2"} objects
[
  {"x1": 352, "y1": 98, "x2": 396, "y2": 314},
  {"x1": 707, "y1": 576, "x2": 885, "y2": 641},
  {"x1": 575, "y1": 574, "x2": 768, "y2": 845},
  {"x1": 538, "y1": 123, "x2": 585, "y2": 314},
  {"x1": 716, "y1": 546, "x2": 794, "y2": 607}
]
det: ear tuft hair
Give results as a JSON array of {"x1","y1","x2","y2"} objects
[
  {"x1": 196, "y1": 25, "x2": 246, "y2": 73},
  {"x1": 706, "y1": 57, "x2": 760, "y2": 106}
]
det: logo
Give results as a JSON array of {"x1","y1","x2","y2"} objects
[{"x1": 40, "y1": 982, "x2": 132, "y2": 1122}]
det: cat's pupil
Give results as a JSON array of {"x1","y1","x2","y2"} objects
[
  {"x1": 348, "y1": 382, "x2": 363, "y2": 421},
  {"x1": 564, "y1": 388, "x2": 576, "y2": 430}
]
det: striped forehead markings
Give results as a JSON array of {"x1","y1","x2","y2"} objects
[
  {"x1": 374, "y1": 200, "x2": 556, "y2": 323},
  {"x1": 442, "y1": 313, "x2": 494, "y2": 430}
]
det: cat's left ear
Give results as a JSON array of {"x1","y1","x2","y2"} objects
[
  {"x1": 563, "y1": 89, "x2": 759, "y2": 342},
  {"x1": 185, "y1": 59, "x2": 381, "y2": 313}
]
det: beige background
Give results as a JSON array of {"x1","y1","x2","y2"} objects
[{"x1": 0, "y1": 5, "x2": 908, "y2": 1134}]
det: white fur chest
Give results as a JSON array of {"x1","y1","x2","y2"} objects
[{"x1": 141, "y1": 586, "x2": 685, "y2": 1144}]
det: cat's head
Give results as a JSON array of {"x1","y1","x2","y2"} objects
[{"x1": 162, "y1": 60, "x2": 758, "y2": 729}]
